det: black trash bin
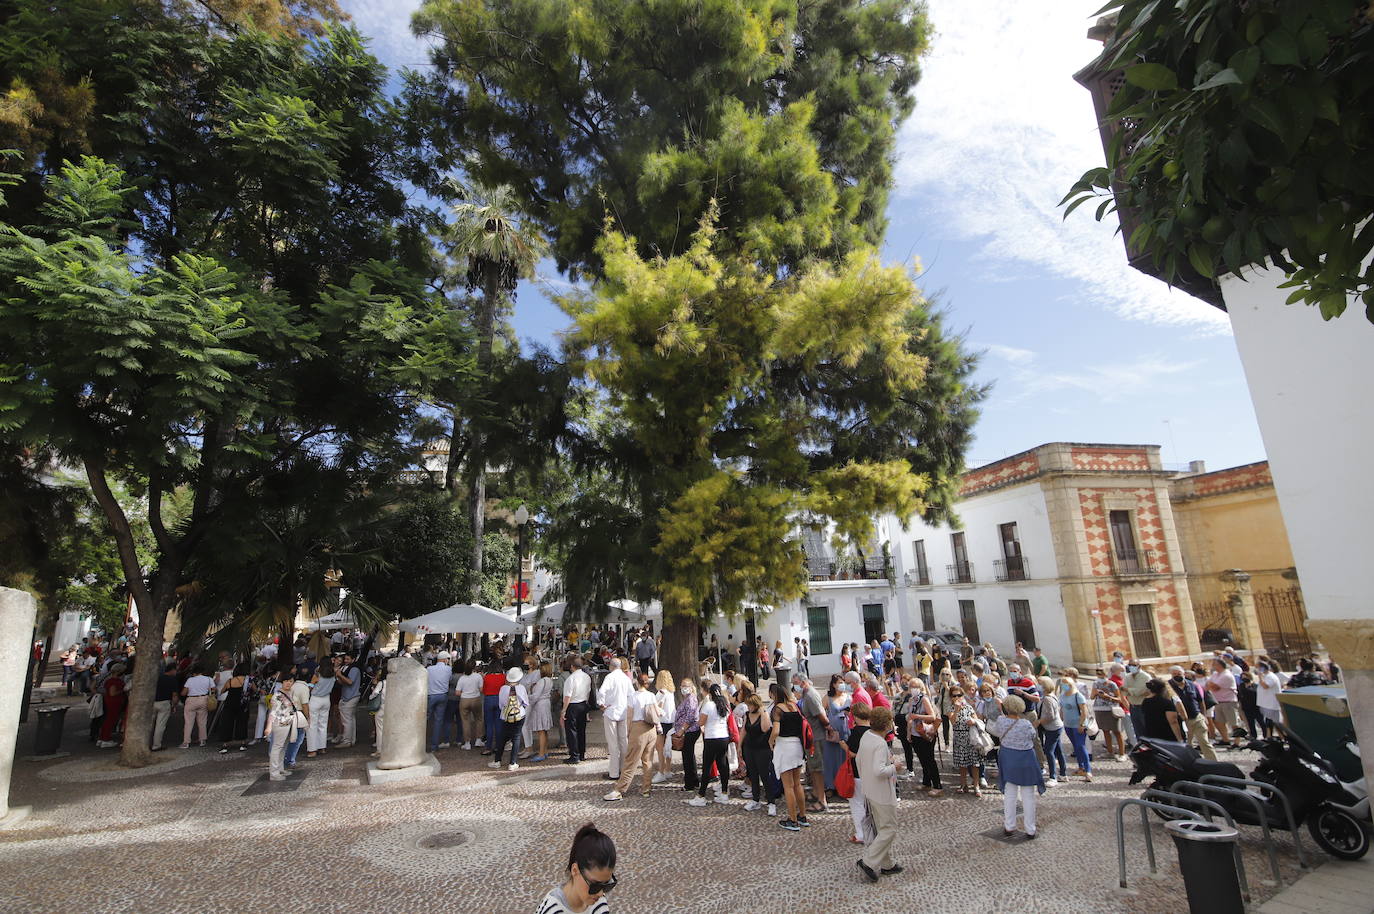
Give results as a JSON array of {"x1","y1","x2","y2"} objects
[
  {"x1": 1164, "y1": 819, "x2": 1244, "y2": 914},
  {"x1": 33, "y1": 705, "x2": 69, "y2": 756},
  {"x1": 775, "y1": 667, "x2": 791, "y2": 693}
]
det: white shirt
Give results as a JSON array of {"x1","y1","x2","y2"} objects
[
  {"x1": 1257, "y1": 671, "x2": 1284, "y2": 711},
  {"x1": 700, "y1": 698, "x2": 729, "y2": 738},
  {"x1": 628, "y1": 689, "x2": 657, "y2": 723},
  {"x1": 183, "y1": 674, "x2": 213, "y2": 697},
  {"x1": 426, "y1": 663, "x2": 452, "y2": 696},
  {"x1": 564, "y1": 669, "x2": 591, "y2": 704},
  {"x1": 597, "y1": 669, "x2": 632, "y2": 721},
  {"x1": 655, "y1": 688, "x2": 676, "y2": 723},
  {"x1": 456, "y1": 673, "x2": 484, "y2": 699}
]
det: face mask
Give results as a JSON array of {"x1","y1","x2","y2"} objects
[
  {"x1": 681, "y1": 686, "x2": 692, "y2": 695},
  {"x1": 1172, "y1": 675, "x2": 1183, "y2": 683},
  {"x1": 840, "y1": 684, "x2": 853, "y2": 693},
  {"x1": 1126, "y1": 665, "x2": 1138, "y2": 673}
]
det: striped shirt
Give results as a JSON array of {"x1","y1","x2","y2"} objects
[{"x1": 537, "y1": 886, "x2": 610, "y2": 914}]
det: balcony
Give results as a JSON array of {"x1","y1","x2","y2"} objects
[
  {"x1": 994, "y1": 556, "x2": 1030, "y2": 582},
  {"x1": 1113, "y1": 548, "x2": 1159, "y2": 576},
  {"x1": 912, "y1": 568, "x2": 931, "y2": 586},
  {"x1": 947, "y1": 561, "x2": 975, "y2": 585},
  {"x1": 806, "y1": 555, "x2": 890, "y2": 583}
]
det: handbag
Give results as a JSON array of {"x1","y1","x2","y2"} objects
[
  {"x1": 967, "y1": 720, "x2": 994, "y2": 754},
  {"x1": 1110, "y1": 703, "x2": 1127, "y2": 718},
  {"x1": 206, "y1": 693, "x2": 219, "y2": 712},
  {"x1": 671, "y1": 730, "x2": 684, "y2": 751},
  {"x1": 835, "y1": 748, "x2": 857, "y2": 799}
]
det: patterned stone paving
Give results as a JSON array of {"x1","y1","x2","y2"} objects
[{"x1": 0, "y1": 698, "x2": 1318, "y2": 914}]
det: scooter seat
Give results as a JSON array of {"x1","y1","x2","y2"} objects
[{"x1": 1193, "y1": 758, "x2": 1246, "y2": 780}]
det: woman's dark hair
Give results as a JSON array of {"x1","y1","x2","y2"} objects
[
  {"x1": 768, "y1": 682, "x2": 789, "y2": 706},
  {"x1": 707, "y1": 683, "x2": 729, "y2": 718},
  {"x1": 464, "y1": 659, "x2": 476, "y2": 675},
  {"x1": 1298, "y1": 658, "x2": 1315, "y2": 672},
  {"x1": 827, "y1": 674, "x2": 842, "y2": 697},
  {"x1": 233, "y1": 662, "x2": 249, "y2": 677},
  {"x1": 568, "y1": 822, "x2": 616, "y2": 874},
  {"x1": 1146, "y1": 678, "x2": 1165, "y2": 695}
]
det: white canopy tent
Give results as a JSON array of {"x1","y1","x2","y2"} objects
[
  {"x1": 399, "y1": 603, "x2": 522, "y2": 635},
  {"x1": 304, "y1": 610, "x2": 356, "y2": 632}
]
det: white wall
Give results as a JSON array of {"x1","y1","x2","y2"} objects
[{"x1": 1222, "y1": 268, "x2": 1374, "y2": 623}]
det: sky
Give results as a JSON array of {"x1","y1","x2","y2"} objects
[{"x1": 341, "y1": 0, "x2": 1269, "y2": 472}]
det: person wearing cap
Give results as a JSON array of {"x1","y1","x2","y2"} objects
[
  {"x1": 426, "y1": 651, "x2": 453, "y2": 754},
  {"x1": 490, "y1": 667, "x2": 530, "y2": 771}
]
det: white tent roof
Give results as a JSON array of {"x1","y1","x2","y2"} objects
[
  {"x1": 305, "y1": 610, "x2": 356, "y2": 632},
  {"x1": 399, "y1": 603, "x2": 522, "y2": 635}
]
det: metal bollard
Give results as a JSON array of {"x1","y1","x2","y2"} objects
[{"x1": 1165, "y1": 819, "x2": 1244, "y2": 914}]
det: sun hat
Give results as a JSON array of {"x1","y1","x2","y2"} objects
[{"x1": 505, "y1": 667, "x2": 522, "y2": 683}]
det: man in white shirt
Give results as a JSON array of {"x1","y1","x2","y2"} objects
[
  {"x1": 562, "y1": 657, "x2": 592, "y2": 764},
  {"x1": 597, "y1": 657, "x2": 632, "y2": 780}
]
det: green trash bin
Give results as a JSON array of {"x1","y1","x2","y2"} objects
[{"x1": 1278, "y1": 685, "x2": 1360, "y2": 781}]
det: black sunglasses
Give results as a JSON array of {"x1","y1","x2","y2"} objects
[{"x1": 584, "y1": 872, "x2": 617, "y2": 895}]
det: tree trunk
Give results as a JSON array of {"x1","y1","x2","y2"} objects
[
  {"x1": 661, "y1": 614, "x2": 701, "y2": 689},
  {"x1": 464, "y1": 266, "x2": 501, "y2": 602},
  {"x1": 118, "y1": 582, "x2": 173, "y2": 767}
]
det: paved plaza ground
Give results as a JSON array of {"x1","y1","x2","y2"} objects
[{"x1": 0, "y1": 692, "x2": 1353, "y2": 914}]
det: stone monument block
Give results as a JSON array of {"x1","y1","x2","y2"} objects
[
  {"x1": 366, "y1": 654, "x2": 438, "y2": 785},
  {"x1": 1, "y1": 587, "x2": 37, "y2": 827}
]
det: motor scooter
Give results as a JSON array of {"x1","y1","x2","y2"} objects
[{"x1": 1128, "y1": 722, "x2": 1371, "y2": 859}]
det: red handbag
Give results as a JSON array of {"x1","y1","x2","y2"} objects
[{"x1": 835, "y1": 752, "x2": 856, "y2": 799}]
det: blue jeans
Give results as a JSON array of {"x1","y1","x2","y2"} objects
[
  {"x1": 1065, "y1": 725, "x2": 1091, "y2": 774},
  {"x1": 426, "y1": 693, "x2": 447, "y2": 751},
  {"x1": 482, "y1": 695, "x2": 500, "y2": 750},
  {"x1": 1041, "y1": 727, "x2": 1067, "y2": 778},
  {"x1": 285, "y1": 728, "x2": 305, "y2": 767}
]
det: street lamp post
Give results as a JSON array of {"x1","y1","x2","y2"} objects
[{"x1": 513, "y1": 505, "x2": 530, "y2": 650}]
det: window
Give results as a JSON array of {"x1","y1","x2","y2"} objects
[
  {"x1": 1009, "y1": 599, "x2": 1035, "y2": 649},
  {"x1": 912, "y1": 540, "x2": 930, "y2": 585},
  {"x1": 862, "y1": 603, "x2": 886, "y2": 645},
  {"x1": 1128, "y1": 604, "x2": 1160, "y2": 658},
  {"x1": 999, "y1": 522, "x2": 1026, "y2": 580},
  {"x1": 920, "y1": 599, "x2": 935, "y2": 631},
  {"x1": 959, "y1": 599, "x2": 980, "y2": 644},
  {"x1": 806, "y1": 606, "x2": 832, "y2": 655},
  {"x1": 949, "y1": 532, "x2": 973, "y2": 583},
  {"x1": 1110, "y1": 510, "x2": 1140, "y2": 569}
]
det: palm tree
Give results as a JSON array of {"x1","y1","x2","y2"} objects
[{"x1": 443, "y1": 180, "x2": 547, "y2": 598}]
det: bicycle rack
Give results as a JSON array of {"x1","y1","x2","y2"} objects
[
  {"x1": 1140, "y1": 789, "x2": 1252, "y2": 902},
  {"x1": 1197, "y1": 774, "x2": 1311, "y2": 871},
  {"x1": 1169, "y1": 780, "x2": 1286, "y2": 884},
  {"x1": 1115, "y1": 798, "x2": 1205, "y2": 890}
]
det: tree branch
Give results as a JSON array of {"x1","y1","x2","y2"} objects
[{"x1": 83, "y1": 455, "x2": 154, "y2": 613}]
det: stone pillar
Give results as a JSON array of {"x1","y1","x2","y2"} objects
[
  {"x1": 1305, "y1": 621, "x2": 1374, "y2": 790},
  {"x1": 1219, "y1": 570, "x2": 1263, "y2": 654},
  {"x1": 1, "y1": 587, "x2": 37, "y2": 827},
  {"x1": 366, "y1": 654, "x2": 438, "y2": 785}
]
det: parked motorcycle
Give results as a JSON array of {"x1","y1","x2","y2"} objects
[{"x1": 1128, "y1": 722, "x2": 1371, "y2": 860}]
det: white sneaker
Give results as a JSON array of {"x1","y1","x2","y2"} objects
[
  {"x1": 652, "y1": 772, "x2": 668, "y2": 784},
  {"x1": 768, "y1": 802, "x2": 777, "y2": 816},
  {"x1": 462, "y1": 742, "x2": 472, "y2": 750},
  {"x1": 487, "y1": 761, "x2": 501, "y2": 769},
  {"x1": 714, "y1": 794, "x2": 733, "y2": 805},
  {"x1": 687, "y1": 796, "x2": 708, "y2": 807},
  {"x1": 743, "y1": 800, "x2": 760, "y2": 811},
  {"x1": 603, "y1": 790, "x2": 623, "y2": 802},
  {"x1": 474, "y1": 739, "x2": 484, "y2": 748},
  {"x1": 1046, "y1": 778, "x2": 1058, "y2": 788},
  {"x1": 438, "y1": 742, "x2": 450, "y2": 749},
  {"x1": 979, "y1": 778, "x2": 990, "y2": 788},
  {"x1": 508, "y1": 763, "x2": 520, "y2": 771}
]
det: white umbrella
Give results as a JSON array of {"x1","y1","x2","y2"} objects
[
  {"x1": 305, "y1": 610, "x2": 356, "y2": 632},
  {"x1": 399, "y1": 603, "x2": 522, "y2": 635},
  {"x1": 606, "y1": 599, "x2": 646, "y2": 623}
]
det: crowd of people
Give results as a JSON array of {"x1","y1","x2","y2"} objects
[{"x1": 54, "y1": 618, "x2": 1343, "y2": 901}]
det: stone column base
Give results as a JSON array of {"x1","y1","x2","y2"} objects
[
  {"x1": 366, "y1": 753, "x2": 440, "y2": 786},
  {"x1": 0, "y1": 805, "x2": 31, "y2": 829},
  {"x1": 1306, "y1": 619, "x2": 1374, "y2": 789}
]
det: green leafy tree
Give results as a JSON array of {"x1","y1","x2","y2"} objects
[
  {"x1": 1063, "y1": 0, "x2": 1374, "y2": 321},
  {"x1": 410, "y1": 0, "x2": 930, "y2": 276}
]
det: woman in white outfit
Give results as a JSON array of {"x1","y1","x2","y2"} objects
[
  {"x1": 652, "y1": 669, "x2": 676, "y2": 783},
  {"x1": 267, "y1": 673, "x2": 303, "y2": 781},
  {"x1": 990, "y1": 694, "x2": 1045, "y2": 838},
  {"x1": 306, "y1": 664, "x2": 335, "y2": 757}
]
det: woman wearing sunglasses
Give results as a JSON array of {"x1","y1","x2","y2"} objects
[{"x1": 538, "y1": 822, "x2": 617, "y2": 913}]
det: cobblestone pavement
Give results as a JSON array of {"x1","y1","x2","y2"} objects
[{"x1": 1, "y1": 695, "x2": 1320, "y2": 914}]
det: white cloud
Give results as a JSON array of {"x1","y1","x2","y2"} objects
[
  {"x1": 895, "y1": 2, "x2": 1230, "y2": 333},
  {"x1": 977, "y1": 342, "x2": 1037, "y2": 365},
  {"x1": 992, "y1": 351, "x2": 1204, "y2": 405}
]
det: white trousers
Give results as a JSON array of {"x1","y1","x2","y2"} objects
[
  {"x1": 307, "y1": 696, "x2": 331, "y2": 751},
  {"x1": 268, "y1": 721, "x2": 291, "y2": 777},
  {"x1": 338, "y1": 696, "x2": 360, "y2": 746},
  {"x1": 849, "y1": 778, "x2": 870, "y2": 842},
  {"x1": 1004, "y1": 783, "x2": 1038, "y2": 834},
  {"x1": 603, "y1": 715, "x2": 628, "y2": 778}
]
